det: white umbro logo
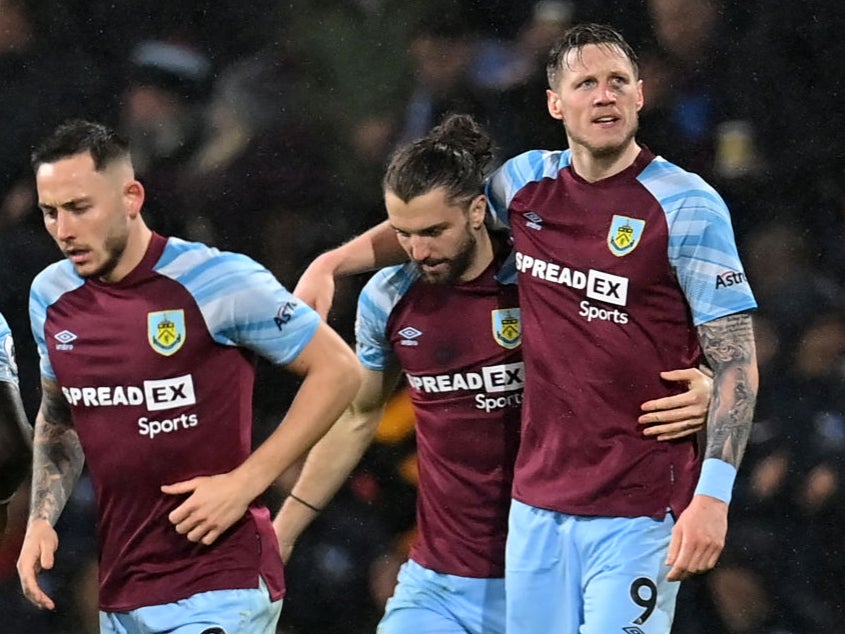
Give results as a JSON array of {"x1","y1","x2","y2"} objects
[
  {"x1": 54, "y1": 330, "x2": 77, "y2": 351},
  {"x1": 523, "y1": 211, "x2": 543, "y2": 231},
  {"x1": 398, "y1": 326, "x2": 422, "y2": 347}
]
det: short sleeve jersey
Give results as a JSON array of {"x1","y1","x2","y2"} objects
[
  {"x1": 485, "y1": 148, "x2": 757, "y2": 518},
  {"x1": 0, "y1": 312, "x2": 18, "y2": 386},
  {"x1": 29, "y1": 233, "x2": 320, "y2": 611},
  {"x1": 357, "y1": 260, "x2": 521, "y2": 578}
]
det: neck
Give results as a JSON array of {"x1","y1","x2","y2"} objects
[{"x1": 569, "y1": 140, "x2": 641, "y2": 183}]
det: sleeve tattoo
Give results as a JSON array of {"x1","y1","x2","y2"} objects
[
  {"x1": 30, "y1": 381, "x2": 84, "y2": 525},
  {"x1": 697, "y1": 313, "x2": 759, "y2": 469}
]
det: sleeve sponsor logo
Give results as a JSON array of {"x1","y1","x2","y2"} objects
[
  {"x1": 148, "y1": 310, "x2": 186, "y2": 356},
  {"x1": 274, "y1": 300, "x2": 298, "y2": 331},
  {"x1": 715, "y1": 270, "x2": 746, "y2": 289}
]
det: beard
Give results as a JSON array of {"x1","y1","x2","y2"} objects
[
  {"x1": 415, "y1": 227, "x2": 478, "y2": 285},
  {"x1": 76, "y1": 231, "x2": 129, "y2": 280}
]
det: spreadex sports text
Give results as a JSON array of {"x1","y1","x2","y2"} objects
[
  {"x1": 406, "y1": 362, "x2": 524, "y2": 412},
  {"x1": 61, "y1": 374, "x2": 199, "y2": 439}
]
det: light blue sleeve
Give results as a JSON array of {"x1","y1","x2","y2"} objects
[
  {"x1": 29, "y1": 261, "x2": 85, "y2": 382},
  {"x1": 485, "y1": 149, "x2": 571, "y2": 229},
  {"x1": 156, "y1": 238, "x2": 321, "y2": 366},
  {"x1": 639, "y1": 158, "x2": 757, "y2": 325},
  {"x1": 356, "y1": 264, "x2": 419, "y2": 371},
  {"x1": 0, "y1": 312, "x2": 18, "y2": 386}
]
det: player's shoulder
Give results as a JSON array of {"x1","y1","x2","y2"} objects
[
  {"x1": 638, "y1": 155, "x2": 724, "y2": 208},
  {"x1": 363, "y1": 263, "x2": 419, "y2": 297},
  {"x1": 497, "y1": 148, "x2": 572, "y2": 181},
  {"x1": 30, "y1": 259, "x2": 85, "y2": 309},
  {"x1": 156, "y1": 237, "x2": 263, "y2": 278},
  {"x1": 359, "y1": 263, "x2": 420, "y2": 316}
]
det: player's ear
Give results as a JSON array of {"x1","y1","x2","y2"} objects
[
  {"x1": 124, "y1": 179, "x2": 145, "y2": 218},
  {"x1": 469, "y1": 194, "x2": 486, "y2": 229},
  {"x1": 547, "y1": 89, "x2": 564, "y2": 121}
]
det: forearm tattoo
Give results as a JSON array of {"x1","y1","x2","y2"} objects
[
  {"x1": 30, "y1": 384, "x2": 84, "y2": 525},
  {"x1": 697, "y1": 313, "x2": 758, "y2": 468}
]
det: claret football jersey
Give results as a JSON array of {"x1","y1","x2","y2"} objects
[
  {"x1": 486, "y1": 147, "x2": 757, "y2": 518},
  {"x1": 30, "y1": 233, "x2": 321, "y2": 610},
  {"x1": 357, "y1": 259, "x2": 521, "y2": 578}
]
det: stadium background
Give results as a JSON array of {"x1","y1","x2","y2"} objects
[{"x1": 0, "y1": 0, "x2": 843, "y2": 632}]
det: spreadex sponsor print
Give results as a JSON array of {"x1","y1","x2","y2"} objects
[
  {"x1": 514, "y1": 252, "x2": 631, "y2": 324},
  {"x1": 61, "y1": 374, "x2": 199, "y2": 439},
  {"x1": 406, "y1": 362, "x2": 525, "y2": 412}
]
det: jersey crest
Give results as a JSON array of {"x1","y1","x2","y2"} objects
[
  {"x1": 607, "y1": 215, "x2": 646, "y2": 257},
  {"x1": 148, "y1": 310, "x2": 186, "y2": 356},
  {"x1": 492, "y1": 308, "x2": 521, "y2": 350}
]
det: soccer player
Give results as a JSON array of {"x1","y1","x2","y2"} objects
[
  {"x1": 15, "y1": 120, "x2": 362, "y2": 634},
  {"x1": 0, "y1": 312, "x2": 33, "y2": 536},
  {"x1": 276, "y1": 114, "x2": 715, "y2": 634},
  {"x1": 292, "y1": 23, "x2": 759, "y2": 633}
]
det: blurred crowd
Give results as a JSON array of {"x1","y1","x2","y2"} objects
[{"x1": 0, "y1": 0, "x2": 843, "y2": 632}]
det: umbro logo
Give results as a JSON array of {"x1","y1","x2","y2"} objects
[
  {"x1": 54, "y1": 330, "x2": 77, "y2": 351},
  {"x1": 623, "y1": 628, "x2": 645, "y2": 634},
  {"x1": 523, "y1": 211, "x2": 543, "y2": 231},
  {"x1": 398, "y1": 326, "x2": 422, "y2": 347}
]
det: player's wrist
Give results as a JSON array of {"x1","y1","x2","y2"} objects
[
  {"x1": 288, "y1": 492, "x2": 322, "y2": 514},
  {"x1": 694, "y1": 458, "x2": 737, "y2": 504}
]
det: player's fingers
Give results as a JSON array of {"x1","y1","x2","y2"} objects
[
  {"x1": 659, "y1": 368, "x2": 697, "y2": 383},
  {"x1": 20, "y1": 574, "x2": 55, "y2": 610},
  {"x1": 644, "y1": 418, "x2": 704, "y2": 440},
  {"x1": 200, "y1": 528, "x2": 221, "y2": 546},
  {"x1": 161, "y1": 479, "x2": 198, "y2": 495},
  {"x1": 39, "y1": 546, "x2": 55, "y2": 571}
]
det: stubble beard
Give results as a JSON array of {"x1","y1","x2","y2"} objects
[
  {"x1": 417, "y1": 228, "x2": 478, "y2": 285},
  {"x1": 78, "y1": 232, "x2": 129, "y2": 281}
]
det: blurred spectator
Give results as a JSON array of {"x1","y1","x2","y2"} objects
[
  {"x1": 394, "y1": 6, "x2": 493, "y2": 146},
  {"x1": 742, "y1": 221, "x2": 841, "y2": 354},
  {"x1": 637, "y1": 0, "x2": 754, "y2": 182},
  {"x1": 488, "y1": 0, "x2": 574, "y2": 157},
  {"x1": 0, "y1": 0, "x2": 110, "y2": 200},
  {"x1": 118, "y1": 39, "x2": 214, "y2": 237}
]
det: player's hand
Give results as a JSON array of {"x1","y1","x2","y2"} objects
[
  {"x1": 276, "y1": 531, "x2": 296, "y2": 565},
  {"x1": 162, "y1": 473, "x2": 251, "y2": 546},
  {"x1": 293, "y1": 255, "x2": 337, "y2": 320},
  {"x1": 666, "y1": 494, "x2": 727, "y2": 581},
  {"x1": 16, "y1": 518, "x2": 59, "y2": 610},
  {"x1": 638, "y1": 368, "x2": 712, "y2": 440}
]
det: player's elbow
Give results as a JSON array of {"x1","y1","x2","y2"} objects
[{"x1": 332, "y1": 348, "x2": 364, "y2": 403}]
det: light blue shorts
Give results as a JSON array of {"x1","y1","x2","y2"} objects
[
  {"x1": 505, "y1": 499, "x2": 679, "y2": 634},
  {"x1": 378, "y1": 559, "x2": 506, "y2": 634},
  {"x1": 99, "y1": 578, "x2": 283, "y2": 634}
]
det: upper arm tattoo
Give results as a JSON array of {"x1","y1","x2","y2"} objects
[
  {"x1": 30, "y1": 381, "x2": 85, "y2": 525},
  {"x1": 697, "y1": 313, "x2": 759, "y2": 468}
]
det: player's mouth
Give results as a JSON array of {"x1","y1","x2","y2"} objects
[
  {"x1": 593, "y1": 115, "x2": 620, "y2": 127},
  {"x1": 64, "y1": 247, "x2": 91, "y2": 265}
]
